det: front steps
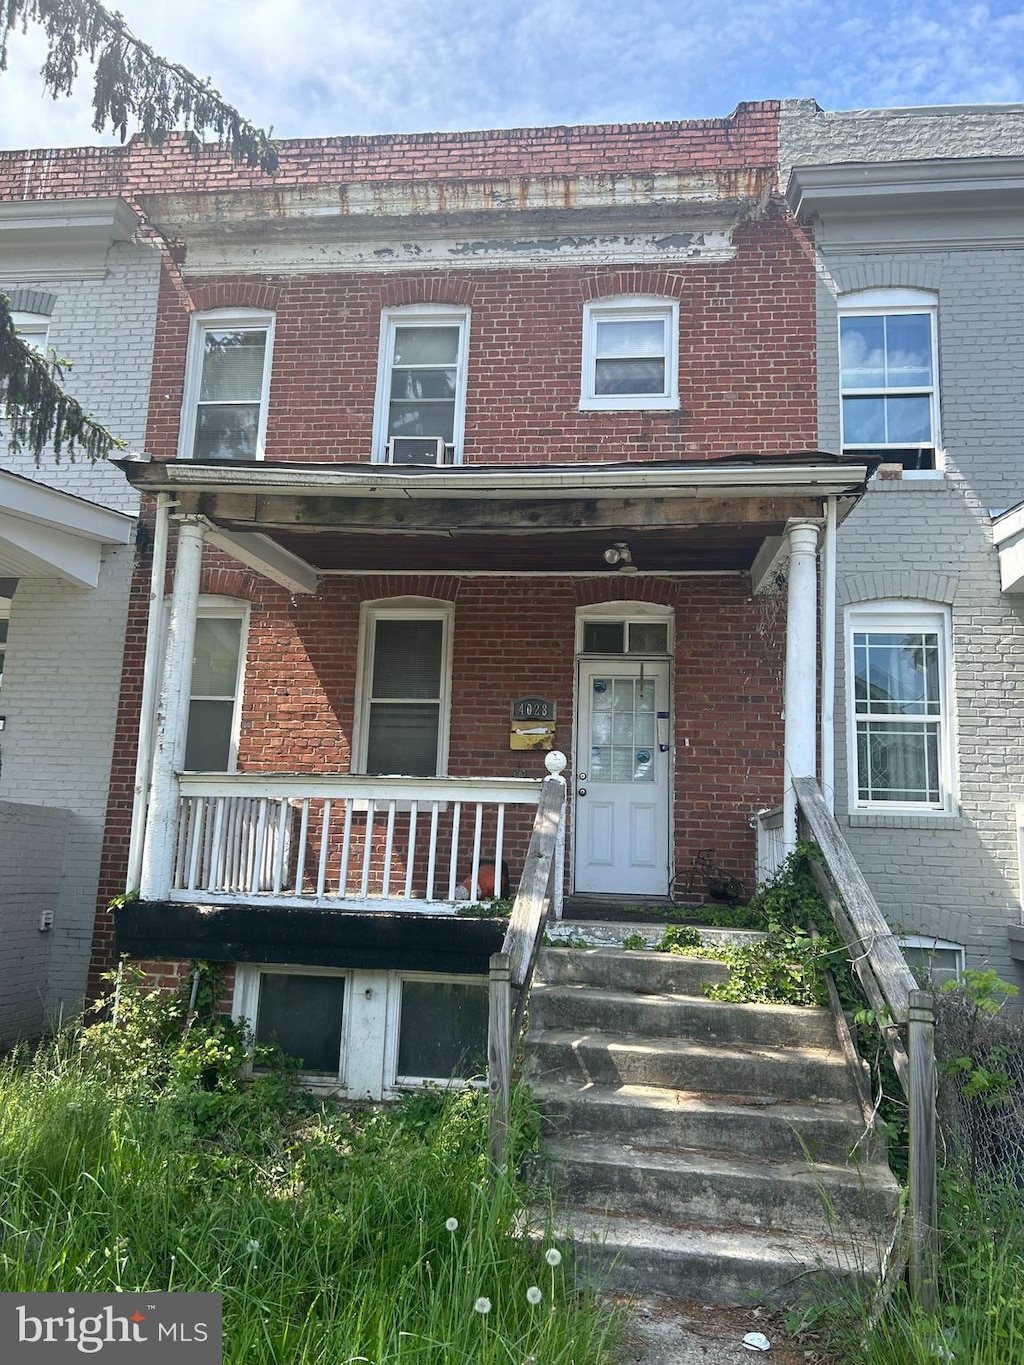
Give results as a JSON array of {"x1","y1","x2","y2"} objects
[{"x1": 525, "y1": 944, "x2": 900, "y2": 1305}]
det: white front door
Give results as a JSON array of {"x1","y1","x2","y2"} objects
[{"x1": 573, "y1": 659, "x2": 671, "y2": 895}]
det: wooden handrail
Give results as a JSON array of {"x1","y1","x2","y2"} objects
[
  {"x1": 487, "y1": 754, "x2": 567, "y2": 1173},
  {"x1": 792, "y1": 775, "x2": 937, "y2": 1311}
]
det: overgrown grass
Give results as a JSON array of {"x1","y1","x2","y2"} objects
[{"x1": 0, "y1": 973, "x2": 618, "y2": 1364}]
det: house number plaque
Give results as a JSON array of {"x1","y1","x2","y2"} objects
[{"x1": 509, "y1": 698, "x2": 556, "y2": 751}]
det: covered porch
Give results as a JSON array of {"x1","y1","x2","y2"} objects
[{"x1": 118, "y1": 454, "x2": 873, "y2": 920}]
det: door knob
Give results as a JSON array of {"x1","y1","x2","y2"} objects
[{"x1": 578, "y1": 771, "x2": 587, "y2": 779}]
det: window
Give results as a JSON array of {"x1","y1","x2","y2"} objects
[
  {"x1": 11, "y1": 312, "x2": 50, "y2": 353},
  {"x1": 580, "y1": 298, "x2": 679, "y2": 411},
  {"x1": 373, "y1": 307, "x2": 469, "y2": 463},
  {"x1": 392, "y1": 976, "x2": 489, "y2": 1085},
  {"x1": 581, "y1": 619, "x2": 670, "y2": 655},
  {"x1": 0, "y1": 607, "x2": 7, "y2": 691},
  {"x1": 899, "y1": 937, "x2": 964, "y2": 989},
  {"x1": 183, "y1": 599, "x2": 248, "y2": 771},
  {"x1": 846, "y1": 604, "x2": 954, "y2": 812},
  {"x1": 354, "y1": 601, "x2": 453, "y2": 776},
  {"x1": 180, "y1": 310, "x2": 274, "y2": 460},
  {"x1": 839, "y1": 289, "x2": 940, "y2": 473}
]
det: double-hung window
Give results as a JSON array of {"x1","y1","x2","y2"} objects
[
  {"x1": 580, "y1": 298, "x2": 679, "y2": 411},
  {"x1": 374, "y1": 307, "x2": 469, "y2": 464},
  {"x1": 846, "y1": 603, "x2": 954, "y2": 812},
  {"x1": 11, "y1": 312, "x2": 50, "y2": 353},
  {"x1": 839, "y1": 289, "x2": 940, "y2": 473},
  {"x1": 355, "y1": 602, "x2": 453, "y2": 776},
  {"x1": 180, "y1": 310, "x2": 274, "y2": 460},
  {"x1": 183, "y1": 598, "x2": 248, "y2": 771}
]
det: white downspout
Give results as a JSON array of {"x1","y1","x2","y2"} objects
[
  {"x1": 820, "y1": 496, "x2": 838, "y2": 815},
  {"x1": 126, "y1": 492, "x2": 171, "y2": 892},
  {"x1": 782, "y1": 520, "x2": 820, "y2": 856}
]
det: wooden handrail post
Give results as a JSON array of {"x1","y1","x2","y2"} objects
[
  {"x1": 487, "y1": 951, "x2": 512, "y2": 1175},
  {"x1": 907, "y1": 987, "x2": 938, "y2": 1311}
]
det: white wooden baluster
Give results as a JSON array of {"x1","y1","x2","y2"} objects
[
  {"x1": 494, "y1": 804, "x2": 505, "y2": 899},
  {"x1": 360, "y1": 800, "x2": 376, "y2": 899},
  {"x1": 250, "y1": 798, "x2": 269, "y2": 895},
  {"x1": 382, "y1": 799, "x2": 397, "y2": 898},
  {"x1": 295, "y1": 798, "x2": 310, "y2": 896},
  {"x1": 186, "y1": 796, "x2": 204, "y2": 891},
  {"x1": 448, "y1": 803, "x2": 462, "y2": 900},
  {"x1": 426, "y1": 802, "x2": 439, "y2": 901},
  {"x1": 316, "y1": 798, "x2": 332, "y2": 898},
  {"x1": 339, "y1": 799, "x2": 353, "y2": 897},
  {"x1": 272, "y1": 799, "x2": 289, "y2": 894},
  {"x1": 405, "y1": 801, "x2": 418, "y2": 899},
  {"x1": 470, "y1": 802, "x2": 483, "y2": 900},
  {"x1": 211, "y1": 796, "x2": 226, "y2": 893}
]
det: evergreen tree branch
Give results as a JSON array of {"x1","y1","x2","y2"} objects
[
  {"x1": 1, "y1": 0, "x2": 278, "y2": 173},
  {"x1": 0, "y1": 293, "x2": 125, "y2": 462}
]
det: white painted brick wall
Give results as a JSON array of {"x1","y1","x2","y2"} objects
[
  {"x1": 0, "y1": 235, "x2": 160, "y2": 1021},
  {"x1": 0, "y1": 801, "x2": 69, "y2": 1042}
]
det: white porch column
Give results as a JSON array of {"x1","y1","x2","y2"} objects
[
  {"x1": 140, "y1": 517, "x2": 206, "y2": 900},
  {"x1": 783, "y1": 520, "x2": 820, "y2": 857}
]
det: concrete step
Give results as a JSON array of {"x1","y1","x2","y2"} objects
[
  {"x1": 550, "y1": 1209, "x2": 882, "y2": 1305},
  {"x1": 530, "y1": 1080, "x2": 877, "y2": 1165},
  {"x1": 544, "y1": 1135, "x2": 899, "y2": 1235},
  {"x1": 531, "y1": 983, "x2": 838, "y2": 1047},
  {"x1": 526, "y1": 1028, "x2": 853, "y2": 1101},
  {"x1": 536, "y1": 945, "x2": 732, "y2": 995}
]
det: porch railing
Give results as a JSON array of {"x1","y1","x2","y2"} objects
[
  {"x1": 793, "y1": 775, "x2": 938, "y2": 1310},
  {"x1": 171, "y1": 772, "x2": 547, "y2": 909},
  {"x1": 488, "y1": 752, "x2": 567, "y2": 1173}
]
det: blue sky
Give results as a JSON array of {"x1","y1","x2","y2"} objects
[{"x1": 1, "y1": 0, "x2": 1024, "y2": 150}]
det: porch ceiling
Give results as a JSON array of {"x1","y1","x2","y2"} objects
[{"x1": 119, "y1": 453, "x2": 875, "y2": 576}]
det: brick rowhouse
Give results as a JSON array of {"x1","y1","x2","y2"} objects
[{"x1": 1, "y1": 100, "x2": 827, "y2": 1021}]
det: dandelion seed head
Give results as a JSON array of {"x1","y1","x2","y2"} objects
[
  {"x1": 246, "y1": 1239, "x2": 260, "y2": 1255},
  {"x1": 545, "y1": 1247, "x2": 562, "y2": 1267},
  {"x1": 526, "y1": 1285, "x2": 542, "y2": 1305},
  {"x1": 445, "y1": 1217, "x2": 459, "y2": 1232},
  {"x1": 474, "y1": 1297, "x2": 492, "y2": 1315}
]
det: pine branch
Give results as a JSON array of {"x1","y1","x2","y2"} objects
[
  {"x1": 0, "y1": 0, "x2": 278, "y2": 173},
  {"x1": 0, "y1": 293, "x2": 125, "y2": 462}
]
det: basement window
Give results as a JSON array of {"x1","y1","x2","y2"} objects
[
  {"x1": 392, "y1": 976, "x2": 489, "y2": 1086},
  {"x1": 252, "y1": 970, "x2": 348, "y2": 1078},
  {"x1": 899, "y1": 936, "x2": 964, "y2": 989}
]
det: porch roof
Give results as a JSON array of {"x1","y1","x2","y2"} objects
[{"x1": 118, "y1": 452, "x2": 875, "y2": 577}]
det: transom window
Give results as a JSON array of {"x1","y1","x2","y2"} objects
[
  {"x1": 846, "y1": 604, "x2": 954, "y2": 811},
  {"x1": 180, "y1": 310, "x2": 274, "y2": 460},
  {"x1": 355, "y1": 602, "x2": 453, "y2": 776},
  {"x1": 374, "y1": 308, "x2": 469, "y2": 464},
  {"x1": 839, "y1": 289, "x2": 940, "y2": 473},
  {"x1": 581, "y1": 619, "x2": 670, "y2": 654},
  {"x1": 581, "y1": 298, "x2": 679, "y2": 411}
]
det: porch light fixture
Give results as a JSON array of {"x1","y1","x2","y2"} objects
[{"x1": 603, "y1": 541, "x2": 638, "y2": 573}]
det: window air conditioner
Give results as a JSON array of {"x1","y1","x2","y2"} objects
[{"x1": 386, "y1": 435, "x2": 449, "y2": 465}]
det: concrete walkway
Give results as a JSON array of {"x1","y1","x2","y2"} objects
[{"x1": 618, "y1": 1297, "x2": 838, "y2": 1365}]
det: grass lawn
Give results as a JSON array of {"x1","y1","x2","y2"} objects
[{"x1": 0, "y1": 971, "x2": 618, "y2": 1364}]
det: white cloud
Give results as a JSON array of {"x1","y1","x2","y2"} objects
[{"x1": 0, "y1": 0, "x2": 1023, "y2": 153}]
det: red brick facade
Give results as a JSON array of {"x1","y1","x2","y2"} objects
[{"x1": 0, "y1": 105, "x2": 818, "y2": 995}]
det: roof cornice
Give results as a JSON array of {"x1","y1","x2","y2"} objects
[{"x1": 786, "y1": 156, "x2": 1024, "y2": 219}]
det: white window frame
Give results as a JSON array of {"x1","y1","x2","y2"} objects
[
  {"x1": 372, "y1": 305, "x2": 470, "y2": 464},
  {"x1": 11, "y1": 311, "x2": 50, "y2": 353},
  {"x1": 352, "y1": 598, "x2": 455, "y2": 776},
  {"x1": 845, "y1": 601, "x2": 956, "y2": 814},
  {"x1": 580, "y1": 296, "x2": 679, "y2": 412},
  {"x1": 0, "y1": 597, "x2": 9, "y2": 694},
  {"x1": 838, "y1": 288, "x2": 941, "y2": 478},
  {"x1": 384, "y1": 971, "x2": 489, "y2": 1090},
  {"x1": 233, "y1": 964, "x2": 351, "y2": 1091},
  {"x1": 178, "y1": 308, "x2": 275, "y2": 461},
  {"x1": 898, "y1": 935, "x2": 965, "y2": 987},
  {"x1": 181, "y1": 596, "x2": 249, "y2": 773},
  {"x1": 575, "y1": 599, "x2": 674, "y2": 656}
]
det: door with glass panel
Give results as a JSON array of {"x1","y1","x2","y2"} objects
[{"x1": 573, "y1": 659, "x2": 670, "y2": 895}]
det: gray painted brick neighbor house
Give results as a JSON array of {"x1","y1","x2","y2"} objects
[{"x1": 783, "y1": 100, "x2": 1024, "y2": 988}]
